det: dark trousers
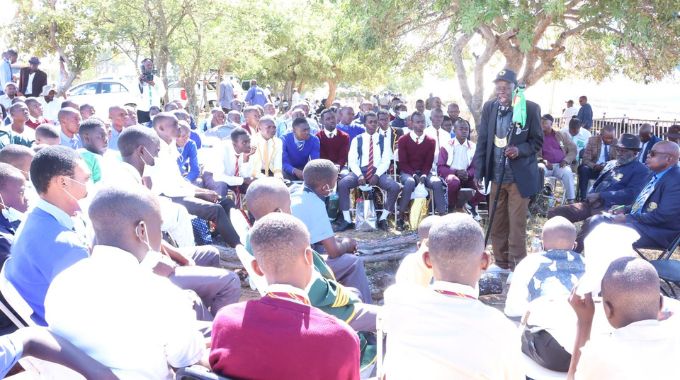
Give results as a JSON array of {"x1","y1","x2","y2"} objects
[
  {"x1": 489, "y1": 182, "x2": 530, "y2": 270},
  {"x1": 521, "y1": 327, "x2": 571, "y2": 372},
  {"x1": 337, "y1": 171, "x2": 401, "y2": 213},
  {"x1": 398, "y1": 173, "x2": 447, "y2": 214},
  {"x1": 577, "y1": 165, "x2": 601, "y2": 200},
  {"x1": 548, "y1": 201, "x2": 602, "y2": 224},
  {"x1": 170, "y1": 196, "x2": 241, "y2": 247},
  {"x1": 442, "y1": 174, "x2": 484, "y2": 209},
  {"x1": 137, "y1": 110, "x2": 151, "y2": 123}
]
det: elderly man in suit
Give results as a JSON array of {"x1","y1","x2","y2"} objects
[
  {"x1": 577, "y1": 124, "x2": 617, "y2": 201},
  {"x1": 473, "y1": 69, "x2": 543, "y2": 271},
  {"x1": 537, "y1": 114, "x2": 578, "y2": 203},
  {"x1": 18, "y1": 57, "x2": 48, "y2": 98},
  {"x1": 577, "y1": 141, "x2": 680, "y2": 251}
]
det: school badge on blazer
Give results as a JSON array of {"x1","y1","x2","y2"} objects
[
  {"x1": 614, "y1": 173, "x2": 623, "y2": 182},
  {"x1": 647, "y1": 202, "x2": 658, "y2": 212}
]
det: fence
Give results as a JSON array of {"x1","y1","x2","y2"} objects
[{"x1": 553, "y1": 115, "x2": 679, "y2": 137}]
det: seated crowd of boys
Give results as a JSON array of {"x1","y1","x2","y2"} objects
[{"x1": 0, "y1": 85, "x2": 680, "y2": 379}]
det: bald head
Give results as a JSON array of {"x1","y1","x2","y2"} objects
[
  {"x1": 655, "y1": 140, "x2": 679, "y2": 160},
  {"x1": 417, "y1": 215, "x2": 441, "y2": 241},
  {"x1": 542, "y1": 216, "x2": 577, "y2": 250},
  {"x1": 427, "y1": 214, "x2": 486, "y2": 284},
  {"x1": 601, "y1": 257, "x2": 661, "y2": 328},
  {"x1": 250, "y1": 213, "x2": 311, "y2": 286},
  {"x1": 245, "y1": 177, "x2": 291, "y2": 220}
]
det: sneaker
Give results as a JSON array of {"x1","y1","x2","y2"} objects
[
  {"x1": 333, "y1": 219, "x2": 355, "y2": 232},
  {"x1": 485, "y1": 264, "x2": 512, "y2": 275},
  {"x1": 377, "y1": 219, "x2": 389, "y2": 231},
  {"x1": 396, "y1": 218, "x2": 406, "y2": 231}
]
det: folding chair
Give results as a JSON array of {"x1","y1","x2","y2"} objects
[{"x1": 640, "y1": 232, "x2": 680, "y2": 298}]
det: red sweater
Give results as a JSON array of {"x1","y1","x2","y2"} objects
[
  {"x1": 210, "y1": 297, "x2": 360, "y2": 380},
  {"x1": 317, "y1": 129, "x2": 350, "y2": 168},
  {"x1": 398, "y1": 133, "x2": 436, "y2": 175}
]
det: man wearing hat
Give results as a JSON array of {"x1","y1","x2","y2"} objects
[
  {"x1": 473, "y1": 68, "x2": 542, "y2": 271},
  {"x1": 19, "y1": 57, "x2": 47, "y2": 98},
  {"x1": 537, "y1": 113, "x2": 577, "y2": 203},
  {"x1": 561, "y1": 99, "x2": 579, "y2": 121},
  {"x1": 549, "y1": 133, "x2": 650, "y2": 227},
  {"x1": 665, "y1": 125, "x2": 680, "y2": 145}
]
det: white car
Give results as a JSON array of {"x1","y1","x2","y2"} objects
[{"x1": 66, "y1": 78, "x2": 140, "y2": 114}]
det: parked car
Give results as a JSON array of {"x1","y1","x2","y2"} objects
[
  {"x1": 168, "y1": 75, "x2": 243, "y2": 110},
  {"x1": 66, "y1": 78, "x2": 140, "y2": 113}
]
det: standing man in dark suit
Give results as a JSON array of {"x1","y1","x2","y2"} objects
[
  {"x1": 576, "y1": 95, "x2": 593, "y2": 130},
  {"x1": 18, "y1": 57, "x2": 47, "y2": 98},
  {"x1": 578, "y1": 141, "x2": 680, "y2": 250},
  {"x1": 473, "y1": 69, "x2": 543, "y2": 271},
  {"x1": 638, "y1": 123, "x2": 661, "y2": 164}
]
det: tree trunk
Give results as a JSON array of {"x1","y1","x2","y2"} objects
[
  {"x1": 326, "y1": 80, "x2": 338, "y2": 107},
  {"x1": 283, "y1": 80, "x2": 294, "y2": 102}
]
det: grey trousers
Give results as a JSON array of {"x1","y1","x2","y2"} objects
[
  {"x1": 347, "y1": 303, "x2": 381, "y2": 333},
  {"x1": 326, "y1": 254, "x2": 373, "y2": 304},
  {"x1": 169, "y1": 245, "x2": 242, "y2": 320},
  {"x1": 337, "y1": 171, "x2": 401, "y2": 213},
  {"x1": 398, "y1": 173, "x2": 447, "y2": 214}
]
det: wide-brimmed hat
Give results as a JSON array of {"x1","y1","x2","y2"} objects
[
  {"x1": 40, "y1": 84, "x2": 56, "y2": 96},
  {"x1": 665, "y1": 125, "x2": 680, "y2": 139},
  {"x1": 28, "y1": 56, "x2": 40, "y2": 65},
  {"x1": 615, "y1": 133, "x2": 642, "y2": 150},
  {"x1": 492, "y1": 69, "x2": 517, "y2": 86}
]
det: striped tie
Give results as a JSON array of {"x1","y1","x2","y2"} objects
[
  {"x1": 365, "y1": 135, "x2": 375, "y2": 181},
  {"x1": 631, "y1": 175, "x2": 657, "y2": 214},
  {"x1": 234, "y1": 154, "x2": 242, "y2": 208}
]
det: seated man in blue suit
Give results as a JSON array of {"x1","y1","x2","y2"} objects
[
  {"x1": 578, "y1": 141, "x2": 680, "y2": 251},
  {"x1": 549, "y1": 134, "x2": 649, "y2": 223},
  {"x1": 282, "y1": 117, "x2": 320, "y2": 181},
  {"x1": 638, "y1": 123, "x2": 662, "y2": 164}
]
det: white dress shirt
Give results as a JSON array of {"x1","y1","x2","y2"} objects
[
  {"x1": 348, "y1": 132, "x2": 392, "y2": 177},
  {"x1": 443, "y1": 138, "x2": 475, "y2": 170},
  {"x1": 562, "y1": 106, "x2": 579, "y2": 121},
  {"x1": 26, "y1": 73, "x2": 35, "y2": 95},
  {"x1": 45, "y1": 245, "x2": 205, "y2": 380},
  {"x1": 138, "y1": 75, "x2": 166, "y2": 112},
  {"x1": 383, "y1": 281, "x2": 524, "y2": 380},
  {"x1": 576, "y1": 319, "x2": 680, "y2": 379},
  {"x1": 204, "y1": 141, "x2": 252, "y2": 186},
  {"x1": 250, "y1": 133, "x2": 283, "y2": 178},
  {"x1": 424, "y1": 126, "x2": 451, "y2": 172},
  {"x1": 148, "y1": 138, "x2": 195, "y2": 198}
]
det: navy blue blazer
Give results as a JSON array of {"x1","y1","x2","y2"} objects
[
  {"x1": 626, "y1": 166, "x2": 680, "y2": 248},
  {"x1": 592, "y1": 160, "x2": 650, "y2": 208},
  {"x1": 640, "y1": 135, "x2": 662, "y2": 163}
]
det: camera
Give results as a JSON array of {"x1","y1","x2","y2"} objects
[{"x1": 140, "y1": 59, "x2": 156, "y2": 83}]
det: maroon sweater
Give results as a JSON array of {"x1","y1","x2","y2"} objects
[
  {"x1": 398, "y1": 133, "x2": 436, "y2": 175},
  {"x1": 317, "y1": 129, "x2": 350, "y2": 168},
  {"x1": 210, "y1": 297, "x2": 360, "y2": 380}
]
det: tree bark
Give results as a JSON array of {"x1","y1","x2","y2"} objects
[{"x1": 326, "y1": 79, "x2": 338, "y2": 107}]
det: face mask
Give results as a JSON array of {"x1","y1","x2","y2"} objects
[
  {"x1": 399, "y1": 111, "x2": 408, "y2": 119},
  {"x1": 63, "y1": 177, "x2": 90, "y2": 212},
  {"x1": 140, "y1": 147, "x2": 155, "y2": 178},
  {"x1": 321, "y1": 183, "x2": 337, "y2": 199},
  {"x1": 136, "y1": 221, "x2": 162, "y2": 266},
  {"x1": 0, "y1": 194, "x2": 24, "y2": 224}
]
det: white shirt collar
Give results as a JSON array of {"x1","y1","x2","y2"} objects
[
  {"x1": 410, "y1": 131, "x2": 424, "y2": 144},
  {"x1": 452, "y1": 138, "x2": 472, "y2": 149},
  {"x1": 91, "y1": 245, "x2": 143, "y2": 265},
  {"x1": 36, "y1": 198, "x2": 74, "y2": 230},
  {"x1": 323, "y1": 128, "x2": 336, "y2": 138},
  {"x1": 264, "y1": 283, "x2": 311, "y2": 305},
  {"x1": 430, "y1": 281, "x2": 479, "y2": 299}
]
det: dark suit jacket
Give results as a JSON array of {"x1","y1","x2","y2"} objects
[
  {"x1": 592, "y1": 160, "x2": 650, "y2": 208},
  {"x1": 625, "y1": 166, "x2": 680, "y2": 248},
  {"x1": 640, "y1": 135, "x2": 661, "y2": 163},
  {"x1": 18, "y1": 67, "x2": 47, "y2": 97},
  {"x1": 581, "y1": 135, "x2": 617, "y2": 169},
  {"x1": 473, "y1": 99, "x2": 543, "y2": 198}
]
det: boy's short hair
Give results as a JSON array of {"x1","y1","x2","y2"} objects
[
  {"x1": 302, "y1": 159, "x2": 337, "y2": 189},
  {"x1": 250, "y1": 213, "x2": 310, "y2": 275}
]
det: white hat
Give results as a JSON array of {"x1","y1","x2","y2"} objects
[{"x1": 40, "y1": 84, "x2": 56, "y2": 97}]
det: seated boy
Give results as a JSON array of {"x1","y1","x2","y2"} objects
[
  {"x1": 504, "y1": 216, "x2": 585, "y2": 372},
  {"x1": 394, "y1": 215, "x2": 439, "y2": 287},
  {"x1": 290, "y1": 159, "x2": 372, "y2": 303},
  {"x1": 383, "y1": 214, "x2": 524, "y2": 379},
  {"x1": 210, "y1": 213, "x2": 360, "y2": 380},
  {"x1": 282, "y1": 117, "x2": 320, "y2": 181},
  {"x1": 568, "y1": 257, "x2": 680, "y2": 379},
  {"x1": 176, "y1": 121, "x2": 200, "y2": 183}
]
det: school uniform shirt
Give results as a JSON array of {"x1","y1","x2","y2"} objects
[
  {"x1": 442, "y1": 138, "x2": 475, "y2": 171},
  {"x1": 45, "y1": 245, "x2": 204, "y2": 380},
  {"x1": 290, "y1": 186, "x2": 333, "y2": 245},
  {"x1": 394, "y1": 251, "x2": 433, "y2": 287},
  {"x1": 0, "y1": 332, "x2": 22, "y2": 378},
  {"x1": 336, "y1": 122, "x2": 365, "y2": 141},
  {"x1": 317, "y1": 128, "x2": 350, "y2": 168},
  {"x1": 281, "y1": 133, "x2": 320, "y2": 175},
  {"x1": 204, "y1": 141, "x2": 252, "y2": 186},
  {"x1": 348, "y1": 131, "x2": 392, "y2": 177},
  {"x1": 4, "y1": 199, "x2": 90, "y2": 326},
  {"x1": 383, "y1": 281, "x2": 524, "y2": 380},
  {"x1": 147, "y1": 138, "x2": 195, "y2": 198},
  {"x1": 210, "y1": 284, "x2": 360, "y2": 380},
  {"x1": 250, "y1": 133, "x2": 283, "y2": 178},
  {"x1": 424, "y1": 126, "x2": 451, "y2": 170},
  {"x1": 576, "y1": 319, "x2": 680, "y2": 380},
  {"x1": 397, "y1": 132, "x2": 436, "y2": 176},
  {"x1": 177, "y1": 139, "x2": 200, "y2": 182}
]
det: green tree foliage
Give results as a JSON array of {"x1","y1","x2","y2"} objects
[{"x1": 348, "y1": 0, "x2": 680, "y2": 125}]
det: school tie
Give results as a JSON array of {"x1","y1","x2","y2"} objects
[
  {"x1": 70, "y1": 137, "x2": 79, "y2": 149},
  {"x1": 296, "y1": 140, "x2": 304, "y2": 151},
  {"x1": 604, "y1": 144, "x2": 610, "y2": 161},
  {"x1": 631, "y1": 175, "x2": 657, "y2": 214},
  {"x1": 263, "y1": 140, "x2": 270, "y2": 176},
  {"x1": 234, "y1": 154, "x2": 242, "y2": 208},
  {"x1": 365, "y1": 135, "x2": 375, "y2": 181}
]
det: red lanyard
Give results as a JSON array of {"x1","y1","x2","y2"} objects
[
  {"x1": 434, "y1": 289, "x2": 476, "y2": 300},
  {"x1": 265, "y1": 291, "x2": 310, "y2": 306}
]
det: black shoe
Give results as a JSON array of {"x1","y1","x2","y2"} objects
[
  {"x1": 334, "y1": 219, "x2": 355, "y2": 232},
  {"x1": 396, "y1": 218, "x2": 405, "y2": 231},
  {"x1": 377, "y1": 219, "x2": 388, "y2": 231}
]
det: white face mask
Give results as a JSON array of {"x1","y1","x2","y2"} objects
[
  {"x1": 136, "y1": 221, "x2": 162, "y2": 265},
  {"x1": 399, "y1": 111, "x2": 408, "y2": 119},
  {"x1": 140, "y1": 147, "x2": 156, "y2": 178},
  {"x1": 63, "y1": 177, "x2": 94, "y2": 212}
]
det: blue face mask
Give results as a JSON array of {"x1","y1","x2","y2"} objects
[{"x1": 0, "y1": 194, "x2": 24, "y2": 224}]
